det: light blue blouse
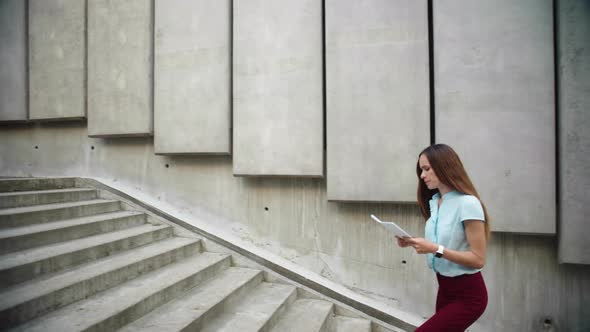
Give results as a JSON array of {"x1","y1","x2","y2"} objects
[{"x1": 424, "y1": 190, "x2": 485, "y2": 277}]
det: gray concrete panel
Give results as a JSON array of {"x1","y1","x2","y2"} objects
[
  {"x1": 434, "y1": 0, "x2": 556, "y2": 234},
  {"x1": 558, "y1": 0, "x2": 590, "y2": 264},
  {"x1": 87, "y1": 0, "x2": 153, "y2": 137},
  {"x1": 154, "y1": 0, "x2": 230, "y2": 154},
  {"x1": 28, "y1": 0, "x2": 86, "y2": 121},
  {"x1": 233, "y1": 0, "x2": 323, "y2": 176},
  {"x1": 1, "y1": 125, "x2": 590, "y2": 331},
  {"x1": 0, "y1": 0, "x2": 27, "y2": 121},
  {"x1": 325, "y1": 0, "x2": 430, "y2": 202}
]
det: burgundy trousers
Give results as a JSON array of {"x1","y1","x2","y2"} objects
[{"x1": 416, "y1": 272, "x2": 488, "y2": 332}]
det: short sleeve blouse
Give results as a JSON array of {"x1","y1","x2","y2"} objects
[{"x1": 424, "y1": 190, "x2": 485, "y2": 277}]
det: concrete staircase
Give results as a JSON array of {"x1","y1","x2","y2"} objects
[{"x1": 0, "y1": 178, "x2": 402, "y2": 332}]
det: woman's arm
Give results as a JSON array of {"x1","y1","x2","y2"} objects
[{"x1": 406, "y1": 220, "x2": 487, "y2": 269}]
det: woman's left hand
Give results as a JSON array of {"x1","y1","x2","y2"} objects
[{"x1": 407, "y1": 237, "x2": 438, "y2": 255}]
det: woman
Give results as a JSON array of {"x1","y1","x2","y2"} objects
[{"x1": 397, "y1": 144, "x2": 490, "y2": 331}]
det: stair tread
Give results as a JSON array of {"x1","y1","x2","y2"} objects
[
  {"x1": 0, "y1": 236, "x2": 200, "y2": 311},
  {"x1": 269, "y1": 299, "x2": 333, "y2": 332},
  {"x1": 0, "y1": 177, "x2": 74, "y2": 182},
  {"x1": 330, "y1": 315, "x2": 372, "y2": 332},
  {"x1": 0, "y1": 210, "x2": 145, "y2": 239},
  {"x1": 119, "y1": 267, "x2": 263, "y2": 332},
  {"x1": 0, "y1": 188, "x2": 96, "y2": 197},
  {"x1": 0, "y1": 178, "x2": 76, "y2": 193},
  {"x1": 11, "y1": 252, "x2": 230, "y2": 332},
  {"x1": 201, "y1": 282, "x2": 297, "y2": 332},
  {"x1": 0, "y1": 223, "x2": 170, "y2": 271},
  {"x1": 0, "y1": 199, "x2": 118, "y2": 215}
]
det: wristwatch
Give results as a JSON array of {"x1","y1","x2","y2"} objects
[{"x1": 435, "y1": 245, "x2": 444, "y2": 258}]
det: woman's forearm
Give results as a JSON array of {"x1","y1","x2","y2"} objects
[
  {"x1": 405, "y1": 233, "x2": 487, "y2": 269},
  {"x1": 438, "y1": 247, "x2": 485, "y2": 269}
]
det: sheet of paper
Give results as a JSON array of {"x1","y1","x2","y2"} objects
[{"x1": 370, "y1": 214, "x2": 412, "y2": 238}]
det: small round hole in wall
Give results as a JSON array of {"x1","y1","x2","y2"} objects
[
  {"x1": 544, "y1": 318, "x2": 552, "y2": 325},
  {"x1": 34, "y1": 146, "x2": 38, "y2": 149},
  {"x1": 165, "y1": 164, "x2": 169, "y2": 168},
  {"x1": 402, "y1": 260, "x2": 407, "y2": 264},
  {"x1": 264, "y1": 207, "x2": 269, "y2": 211},
  {"x1": 91, "y1": 146, "x2": 95, "y2": 150}
]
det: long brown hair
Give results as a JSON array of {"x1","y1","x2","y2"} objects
[{"x1": 416, "y1": 144, "x2": 491, "y2": 240}]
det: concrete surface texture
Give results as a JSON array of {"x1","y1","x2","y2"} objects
[
  {"x1": 0, "y1": 0, "x2": 27, "y2": 121},
  {"x1": 28, "y1": 0, "x2": 85, "y2": 120},
  {"x1": 0, "y1": 179, "x2": 392, "y2": 331},
  {"x1": 87, "y1": 0, "x2": 153, "y2": 137},
  {"x1": 233, "y1": 0, "x2": 323, "y2": 176},
  {"x1": 325, "y1": 0, "x2": 430, "y2": 202},
  {"x1": 434, "y1": 0, "x2": 556, "y2": 234},
  {"x1": 154, "y1": 0, "x2": 231, "y2": 155},
  {"x1": 0, "y1": 128, "x2": 589, "y2": 331},
  {"x1": 1, "y1": 0, "x2": 590, "y2": 331},
  {"x1": 557, "y1": 0, "x2": 590, "y2": 264}
]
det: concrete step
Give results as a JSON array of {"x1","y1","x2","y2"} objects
[
  {"x1": 0, "y1": 199, "x2": 121, "y2": 229},
  {"x1": 200, "y1": 282, "x2": 298, "y2": 332},
  {"x1": 0, "y1": 188, "x2": 98, "y2": 209},
  {"x1": 0, "y1": 237, "x2": 201, "y2": 329},
  {"x1": 0, "y1": 210, "x2": 147, "y2": 254},
  {"x1": 269, "y1": 299, "x2": 334, "y2": 332},
  {"x1": 119, "y1": 267, "x2": 264, "y2": 332},
  {"x1": 0, "y1": 178, "x2": 76, "y2": 193},
  {"x1": 10, "y1": 252, "x2": 231, "y2": 332},
  {"x1": 0, "y1": 223, "x2": 173, "y2": 288},
  {"x1": 328, "y1": 315, "x2": 372, "y2": 332}
]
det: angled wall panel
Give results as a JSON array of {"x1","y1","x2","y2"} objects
[
  {"x1": 29, "y1": 0, "x2": 85, "y2": 121},
  {"x1": 233, "y1": 0, "x2": 323, "y2": 176},
  {"x1": 0, "y1": 0, "x2": 27, "y2": 121},
  {"x1": 434, "y1": 0, "x2": 555, "y2": 233},
  {"x1": 558, "y1": 0, "x2": 590, "y2": 264},
  {"x1": 326, "y1": 0, "x2": 430, "y2": 202},
  {"x1": 154, "y1": 0, "x2": 230, "y2": 154},
  {"x1": 88, "y1": 0, "x2": 153, "y2": 137}
]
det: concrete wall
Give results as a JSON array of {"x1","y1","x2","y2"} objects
[
  {"x1": 29, "y1": 0, "x2": 85, "y2": 120},
  {"x1": 1, "y1": 1, "x2": 590, "y2": 331},
  {"x1": 434, "y1": 0, "x2": 556, "y2": 234},
  {"x1": 558, "y1": 0, "x2": 590, "y2": 264},
  {"x1": 233, "y1": 0, "x2": 323, "y2": 176},
  {"x1": 154, "y1": 0, "x2": 231, "y2": 155},
  {"x1": 0, "y1": 0, "x2": 27, "y2": 121},
  {"x1": 87, "y1": 0, "x2": 153, "y2": 137},
  {"x1": 0, "y1": 125, "x2": 589, "y2": 331},
  {"x1": 325, "y1": 0, "x2": 429, "y2": 202}
]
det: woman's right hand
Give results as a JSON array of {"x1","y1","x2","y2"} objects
[{"x1": 396, "y1": 236, "x2": 413, "y2": 248}]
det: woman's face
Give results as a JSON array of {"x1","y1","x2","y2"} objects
[{"x1": 419, "y1": 154, "x2": 441, "y2": 190}]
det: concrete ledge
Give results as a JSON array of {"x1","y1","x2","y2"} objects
[
  {"x1": 0, "y1": 200, "x2": 122, "y2": 228},
  {"x1": 0, "y1": 237, "x2": 201, "y2": 328},
  {"x1": 0, "y1": 224, "x2": 173, "y2": 288},
  {"x1": 26, "y1": 117, "x2": 86, "y2": 122},
  {"x1": 87, "y1": 133, "x2": 154, "y2": 138},
  {"x1": 0, "y1": 120, "x2": 31, "y2": 125},
  {"x1": 79, "y1": 177, "x2": 423, "y2": 330},
  {"x1": 233, "y1": 173, "x2": 325, "y2": 179},
  {"x1": 0, "y1": 188, "x2": 98, "y2": 209},
  {"x1": 0, "y1": 211, "x2": 146, "y2": 254},
  {"x1": 11, "y1": 252, "x2": 231, "y2": 331},
  {"x1": 122, "y1": 267, "x2": 264, "y2": 331},
  {"x1": 0, "y1": 178, "x2": 77, "y2": 192}
]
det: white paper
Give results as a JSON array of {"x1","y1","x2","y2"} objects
[{"x1": 370, "y1": 214, "x2": 412, "y2": 238}]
